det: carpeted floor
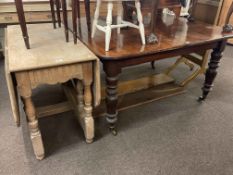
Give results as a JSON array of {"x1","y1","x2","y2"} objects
[{"x1": 0, "y1": 46, "x2": 233, "y2": 175}]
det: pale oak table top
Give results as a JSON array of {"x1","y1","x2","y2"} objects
[
  {"x1": 5, "y1": 23, "x2": 101, "y2": 124},
  {"x1": 6, "y1": 24, "x2": 98, "y2": 72}
]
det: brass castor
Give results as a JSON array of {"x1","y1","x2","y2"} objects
[
  {"x1": 198, "y1": 96, "x2": 205, "y2": 102},
  {"x1": 109, "y1": 127, "x2": 118, "y2": 136}
]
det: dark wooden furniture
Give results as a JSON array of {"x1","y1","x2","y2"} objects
[
  {"x1": 61, "y1": 0, "x2": 91, "y2": 44},
  {"x1": 148, "y1": 0, "x2": 197, "y2": 42},
  {"x1": 123, "y1": 0, "x2": 200, "y2": 77},
  {"x1": 123, "y1": 0, "x2": 198, "y2": 43},
  {"x1": 187, "y1": 0, "x2": 198, "y2": 22},
  {"x1": 75, "y1": 14, "x2": 233, "y2": 135},
  {"x1": 123, "y1": 0, "x2": 182, "y2": 19},
  {"x1": 15, "y1": 0, "x2": 91, "y2": 48},
  {"x1": 14, "y1": 0, "x2": 61, "y2": 49},
  {"x1": 0, "y1": 0, "x2": 59, "y2": 25},
  {"x1": 123, "y1": 0, "x2": 181, "y2": 43},
  {"x1": 48, "y1": 0, "x2": 62, "y2": 29}
]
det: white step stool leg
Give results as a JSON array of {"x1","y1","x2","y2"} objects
[
  {"x1": 117, "y1": 1, "x2": 123, "y2": 34},
  {"x1": 92, "y1": 0, "x2": 101, "y2": 38},
  {"x1": 135, "y1": 0, "x2": 145, "y2": 45},
  {"x1": 105, "y1": 2, "x2": 113, "y2": 51}
]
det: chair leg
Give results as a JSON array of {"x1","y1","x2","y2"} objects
[
  {"x1": 72, "y1": 0, "x2": 78, "y2": 44},
  {"x1": 84, "y1": 0, "x2": 91, "y2": 32},
  {"x1": 225, "y1": 2, "x2": 233, "y2": 24},
  {"x1": 77, "y1": 0, "x2": 81, "y2": 19},
  {"x1": 180, "y1": 69, "x2": 201, "y2": 87},
  {"x1": 117, "y1": 1, "x2": 123, "y2": 34},
  {"x1": 183, "y1": 59, "x2": 194, "y2": 71},
  {"x1": 49, "y1": 0, "x2": 56, "y2": 29},
  {"x1": 105, "y1": 2, "x2": 113, "y2": 51},
  {"x1": 164, "y1": 57, "x2": 185, "y2": 75},
  {"x1": 15, "y1": 0, "x2": 30, "y2": 49},
  {"x1": 151, "y1": 61, "x2": 155, "y2": 69},
  {"x1": 23, "y1": 96, "x2": 45, "y2": 160},
  {"x1": 135, "y1": 0, "x2": 145, "y2": 45},
  {"x1": 91, "y1": 0, "x2": 101, "y2": 38},
  {"x1": 188, "y1": 0, "x2": 198, "y2": 22},
  {"x1": 61, "y1": 0, "x2": 69, "y2": 42},
  {"x1": 55, "y1": 0, "x2": 61, "y2": 27}
]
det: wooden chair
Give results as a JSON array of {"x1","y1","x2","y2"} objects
[
  {"x1": 123, "y1": 0, "x2": 182, "y2": 20},
  {"x1": 154, "y1": 0, "x2": 208, "y2": 87},
  {"x1": 15, "y1": 0, "x2": 62, "y2": 49},
  {"x1": 187, "y1": 0, "x2": 198, "y2": 22},
  {"x1": 223, "y1": 1, "x2": 233, "y2": 32},
  {"x1": 163, "y1": 51, "x2": 210, "y2": 87},
  {"x1": 15, "y1": 0, "x2": 91, "y2": 48},
  {"x1": 63, "y1": 0, "x2": 91, "y2": 44},
  {"x1": 49, "y1": 0, "x2": 62, "y2": 29},
  {"x1": 91, "y1": 0, "x2": 145, "y2": 51}
]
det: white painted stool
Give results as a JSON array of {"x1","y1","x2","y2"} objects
[{"x1": 91, "y1": 0, "x2": 146, "y2": 51}]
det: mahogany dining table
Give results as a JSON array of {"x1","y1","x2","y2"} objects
[{"x1": 73, "y1": 13, "x2": 233, "y2": 135}]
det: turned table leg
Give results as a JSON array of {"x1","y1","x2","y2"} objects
[
  {"x1": 199, "y1": 40, "x2": 227, "y2": 101},
  {"x1": 81, "y1": 63, "x2": 94, "y2": 143},
  {"x1": 16, "y1": 73, "x2": 44, "y2": 160},
  {"x1": 103, "y1": 62, "x2": 121, "y2": 135},
  {"x1": 76, "y1": 80, "x2": 84, "y2": 113},
  {"x1": 82, "y1": 80, "x2": 94, "y2": 143},
  {"x1": 76, "y1": 80, "x2": 94, "y2": 143},
  {"x1": 23, "y1": 95, "x2": 45, "y2": 160},
  {"x1": 15, "y1": 0, "x2": 30, "y2": 49}
]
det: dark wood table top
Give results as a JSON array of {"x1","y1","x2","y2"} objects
[{"x1": 77, "y1": 14, "x2": 233, "y2": 60}]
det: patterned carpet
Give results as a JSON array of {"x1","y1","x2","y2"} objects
[{"x1": 0, "y1": 45, "x2": 233, "y2": 175}]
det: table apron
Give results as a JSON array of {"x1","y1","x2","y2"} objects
[{"x1": 101, "y1": 41, "x2": 221, "y2": 68}]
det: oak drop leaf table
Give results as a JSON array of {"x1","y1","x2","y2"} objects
[
  {"x1": 76, "y1": 15, "x2": 233, "y2": 135},
  {"x1": 5, "y1": 24, "x2": 100, "y2": 160}
]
